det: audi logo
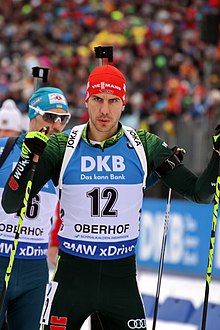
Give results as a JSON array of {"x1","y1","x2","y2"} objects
[{"x1": 127, "y1": 318, "x2": 147, "y2": 329}]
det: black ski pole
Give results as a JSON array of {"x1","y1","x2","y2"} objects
[
  {"x1": 152, "y1": 188, "x2": 171, "y2": 330},
  {"x1": 152, "y1": 147, "x2": 185, "y2": 330}
]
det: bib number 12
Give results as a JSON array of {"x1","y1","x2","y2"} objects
[{"x1": 86, "y1": 187, "x2": 118, "y2": 217}]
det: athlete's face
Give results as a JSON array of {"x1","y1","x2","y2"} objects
[
  {"x1": 29, "y1": 108, "x2": 68, "y2": 136},
  {"x1": 86, "y1": 93, "x2": 125, "y2": 142}
]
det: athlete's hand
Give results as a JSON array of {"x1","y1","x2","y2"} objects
[
  {"x1": 212, "y1": 124, "x2": 220, "y2": 156},
  {"x1": 21, "y1": 127, "x2": 49, "y2": 160}
]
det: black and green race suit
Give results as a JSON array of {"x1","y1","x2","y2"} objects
[{"x1": 1, "y1": 123, "x2": 219, "y2": 330}]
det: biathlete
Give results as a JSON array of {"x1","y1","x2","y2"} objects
[
  {"x1": 2, "y1": 65, "x2": 220, "y2": 330},
  {"x1": 0, "y1": 87, "x2": 70, "y2": 330}
]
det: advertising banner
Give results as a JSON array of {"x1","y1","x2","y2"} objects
[{"x1": 136, "y1": 198, "x2": 220, "y2": 278}]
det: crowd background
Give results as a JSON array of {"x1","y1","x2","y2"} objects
[{"x1": 0, "y1": 0, "x2": 220, "y2": 198}]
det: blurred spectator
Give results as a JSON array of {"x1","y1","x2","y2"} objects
[
  {"x1": 0, "y1": 99, "x2": 23, "y2": 137},
  {"x1": 0, "y1": 0, "x2": 220, "y2": 166}
]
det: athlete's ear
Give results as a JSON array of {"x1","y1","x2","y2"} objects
[
  {"x1": 122, "y1": 105, "x2": 125, "y2": 112},
  {"x1": 85, "y1": 101, "x2": 88, "y2": 108}
]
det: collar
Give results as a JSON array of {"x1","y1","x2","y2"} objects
[{"x1": 81, "y1": 122, "x2": 124, "y2": 149}]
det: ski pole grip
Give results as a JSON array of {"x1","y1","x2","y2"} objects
[{"x1": 32, "y1": 126, "x2": 49, "y2": 163}]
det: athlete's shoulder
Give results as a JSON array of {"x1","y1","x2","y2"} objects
[
  {"x1": 136, "y1": 129, "x2": 172, "y2": 165},
  {"x1": 45, "y1": 132, "x2": 69, "y2": 160},
  {"x1": 49, "y1": 131, "x2": 69, "y2": 144},
  {"x1": 136, "y1": 129, "x2": 163, "y2": 146}
]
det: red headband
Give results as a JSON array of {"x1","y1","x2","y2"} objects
[{"x1": 85, "y1": 65, "x2": 126, "y2": 105}]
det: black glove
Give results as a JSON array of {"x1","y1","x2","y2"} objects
[
  {"x1": 21, "y1": 128, "x2": 49, "y2": 160},
  {"x1": 155, "y1": 146, "x2": 186, "y2": 177},
  {"x1": 212, "y1": 124, "x2": 220, "y2": 155}
]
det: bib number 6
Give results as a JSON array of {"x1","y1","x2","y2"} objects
[{"x1": 16, "y1": 194, "x2": 40, "y2": 219}]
